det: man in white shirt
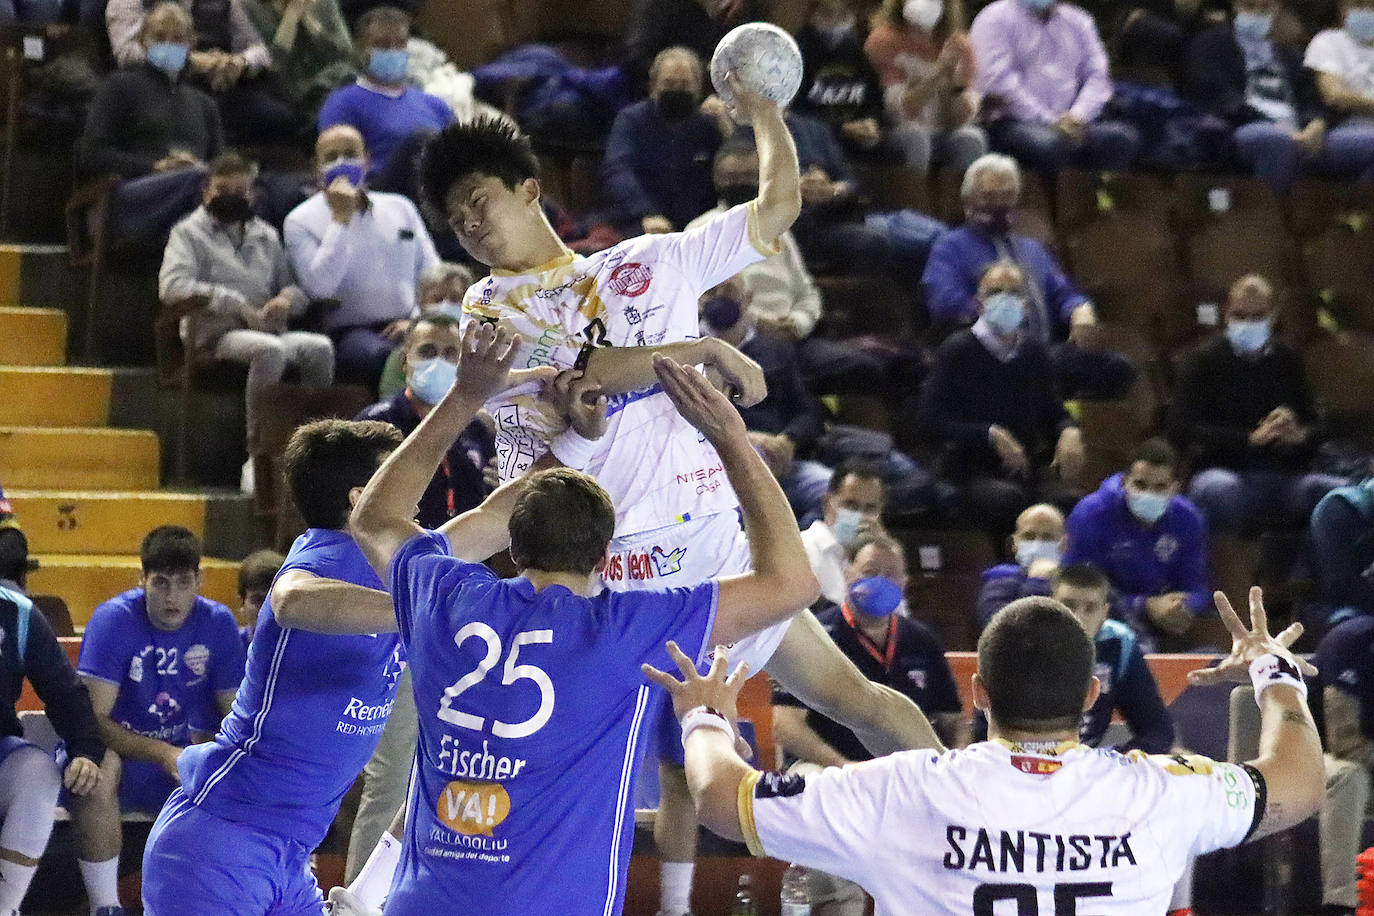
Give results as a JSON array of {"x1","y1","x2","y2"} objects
[
  {"x1": 284, "y1": 124, "x2": 438, "y2": 389},
  {"x1": 1305, "y1": 0, "x2": 1374, "y2": 181},
  {"x1": 650, "y1": 586, "x2": 1324, "y2": 916},
  {"x1": 801, "y1": 460, "x2": 887, "y2": 606}
]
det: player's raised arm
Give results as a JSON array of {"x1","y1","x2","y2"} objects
[
  {"x1": 727, "y1": 72, "x2": 801, "y2": 249},
  {"x1": 351, "y1": 324, "x2": 539, "y2": 580},
  {"x1": 574, "y1": 335, "x2": 766, "y2": 406},
  {"x1": 653, "y1": 355, "x2": 819, "y2": 644},
  {"x1": 1187, "y1": 588, "x2": 1324, "y2": 839},
  {"x1": 269, "y1": 569, "x2": 397, "y2": 634}
]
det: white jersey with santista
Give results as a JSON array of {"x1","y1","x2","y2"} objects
[
  {"x1": 464, "y1": 202, "x2": 779, "y2": 539},
  {"x1": 741, "y1": 740, "x2": 1263, "y2": 916}
]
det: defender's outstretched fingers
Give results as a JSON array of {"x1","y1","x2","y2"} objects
[
  {"x1": 1248, "y1": 585, "x2": 1268, "y2": 637},
  {"x1": 724, "y1": 661, "x2": 750, "y2": 689},
  {"x1": 1213, "y1": 591, "x2": 1248, "y2": 640},
  {"x1": 642, "y1": 663, "x2": 682, "y2": 693},
  {"x1": 665, "y1": 640, "x2": 700, "y2": 680}
]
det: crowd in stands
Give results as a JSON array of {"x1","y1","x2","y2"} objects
[{"x1": 10, "y1": 0, "x2": 1374, "y2": 910}]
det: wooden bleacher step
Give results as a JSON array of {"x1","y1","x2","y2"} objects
[
  {"x1": 0, "y1": 367, "x2": 112, "y2": 427},
  {"x1": 0, "y1": 427, "x2": 160, "y2": 490},
  {"x1": 28, "y1": 555, "x2": 240, "y2": 629},
  {"x1": 7, "y1": 490, "x2": 214, "y2": 555},
  {"x1": 0, "y1": 306, "x2": 66, "y2": 366}
]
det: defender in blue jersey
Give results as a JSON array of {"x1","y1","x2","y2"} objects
[
  {"x1": 346, "y1": 325, "x2": 820, "y2": 915},
  {"x1": 74, "y1": 526, "x2": 244, "y2": 916},
  {"x1": 140, "y1": 420, "x2": 408, "y2": 915}
]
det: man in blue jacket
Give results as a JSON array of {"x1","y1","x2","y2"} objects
[{"x1": 1064, "y1": 438, "x2": 1211, "y2": 650}]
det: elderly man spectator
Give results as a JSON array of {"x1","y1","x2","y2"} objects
[
  {"x1": 284, "y1": 124, "x2": 438, "y2": 389},
  {"x1": 802, "y1": 459, "x2": 888, "y2": 606},
  {"x1": 975, "y1": 501, "x2": 1065, "y2": 630},
  {"x1": 1304, "y1": 0, "x2": 1374, "y2": 182},
  {"x1": 376, "y1": 260, "x2": 475, "y2": 399},
  {"x1": 78, "y1": 2, "x2": 223, "y2": 248},
  {"x1": 624, "y1": 0, "x2": 765, "y2": 84},
  {"x1": 1183, "y1": 0, "x2": 1330, "y2": 192},
  {"x1": 602, "y1": 47, "x2": 723, "y2": 236},
  {"x1": 917, "y1": 259, "x2": 1084, "y2": 539},
  {"x1": 686, "y1": 142, "x2": 883, "y2": 393},
  {"x1": 1169, "y1": 274, "x2": 1345, "y2": 534},
  {"x1": 921, "y1": 153, "x2": 1136, "y2": 399},
  {"x1": 864, "y1": 0, "x2": 988, "y2": 177},
  {"x1": 1063, "y1": 438, "x2": 1211, "y2": 648},
  {"x1": 969, "y1": 0, "x2": 1141, "y2": 174},
  {"x1": 106, "y1": 0, "x2": 298, "y2": 142},
  {"x1": 318, "y1": 6, "x2": 454, "y2": 191},
  {"x1": 241, "y1": 0, "x2": 356, "y2": 118},
  {"x1": 773, "y1": 528, "x2": 964, "y2": 916},
  {"x1": 1305, "y1": 477, "x2": 1374, "y2": 633},
  {"x1": 160, "y1": 151, "x2": 335, "y2": 431}
]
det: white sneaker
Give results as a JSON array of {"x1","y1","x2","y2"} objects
[{"x1": 326, "y1": 887, "x2": 383, "y2": 916}]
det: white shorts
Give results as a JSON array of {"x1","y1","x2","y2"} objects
[{"x1": 603, "y1": 510, "x2": 792, "y2": 674}]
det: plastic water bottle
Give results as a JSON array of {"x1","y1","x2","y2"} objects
[
  {"x1": 731, "y1": 874, "x2": 756, "y2": 915},
  {"x1": 780, "y1": 862, "x2": 812, "y2": 915}
]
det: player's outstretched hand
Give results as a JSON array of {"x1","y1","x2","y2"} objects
[
  {"x1": 1187, "y1": 587, "x2": 1316, "y2": 687},
  {"x1": 454, "y1": 322, "x2": 535, "y2": 405},
  {"x1": 63, "y1": 756, "x2": 100, "y2": 797},
  {"x1": 653, "y1": 353, "x2": 748, "y2": 447},
  {"x1": 723, "y1": 70, "x2": 779, "y2": 125},
  {"x1": 643, "y1": 642, "x2": 753, "y2": 759},
  {"x1": 546, "y1": 370, "x2": 609, "y2": 440}
]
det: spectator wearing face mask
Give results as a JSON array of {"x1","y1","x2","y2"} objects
[
  {"x1": 802, "y1": 460, "x2": 889, "y2": 606},
  {"x1": 284, "y1": 124, "x2": 438, "y2": 390},
  {"x1": 921, "y1": 153, "x2": 1136, "y2": 399},
  {"x1": 160, "y1": 151, "x2": 335, "y2": 433},
  {"x1": 1304, "y1": 0, "x2": 1374, "y2": 181},
  {"x1": 970, "y1": 0, "x2": 1141, "y2": 175},
  {"x1": 1169, "y1": 274, "x2": 1346, "y2": 534},
  {"x1": 1063, "y1": 438, "x2": 1211, "y2": 649},
  {"x1": 318, "y1": 6, "x2": 454, "y2": 190},
  {"x1": 602, "y1": 46, "x2": 724, "y2": 236},
  {"x1": 864, "y1": 0, "x2": 989, "y2": 177},
  {"x1": 376, "y1": 261, "x2": 475, "y2": 399},
  {"x1": 975, "y1": 501, "x2": 1064, "y2": 630},
  {"x1": 917, "y1": 259, "x2": 1085, "y2": 540}
]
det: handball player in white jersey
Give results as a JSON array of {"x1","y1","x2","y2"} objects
[{"x1": 647, "y1": 587, "x2": 1325, "y2": 916}]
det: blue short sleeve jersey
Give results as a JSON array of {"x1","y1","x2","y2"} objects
[
  {"x1": 177, "y1": 529, "x2": 405, "y2": 847},
  {"x1": 385, "y1": 530, "x2": 718, "y2": 916},
  {"x1": 78, "y1": 589, "x2": 245, "y2": 742}
]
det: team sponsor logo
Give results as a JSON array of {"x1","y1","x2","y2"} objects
[
  {"x1": 607, "y1": 262, "x2": 652, "y2": 297},
  {"x1": 437, "y1": 780, "x2": 511, "y2": 836},
  {"x1": 621, "y1": 303, "x2": 663, "y2": 326},
  {"x1": 129, "y1": 655, "x2": 144, "y2": 683},
  {"x1": 383, "y1": 646, "x2": 406, "y2": 690},
  {"x1": 605, "y1": 544, "x2": 686, "y2": 582},
  {"x1": 336, "y1": 695, "x2": 395, "y2": 736},
  {"x1": 907, "y1": 668, "x2": 927, "y2": 690},
  {"x1": 1009, "y1": 755, "x2": 1063, "y2": 775},
  {"x1": 1153, "y1": 534, "x2": 1179, "y2": 563},
  {"x1": 183, "y1": 644, "x2": 210, "y2": 682},
  {"x1": 651, "y1": 546, "x2": 687, "y2": 575},
  {"x1": 676, "y1": 463, "x2": 726, "y2": 495},
  {"x1": 148, "y1": 691, "x2": 182, "y2": 725},
  {"x1": 754, "y1": 771, "x2": 807, "y2": 799},
  {"x1": 1340, "y1": 667, "x2": 1360, "y2": 687}
]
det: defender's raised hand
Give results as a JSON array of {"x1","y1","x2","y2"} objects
[
  {"x1": 643, "y1": 642, "x2": 754, "y2": 760},
  {"x1": 453, "y1": 322, "x2": 524, "y2": 405},
  {"x1": 1187, "y1": 587, "x2": 1316, "y2": 687},
  {"x1": 653, "y1": 353, "x2": 748, "y2": 447}
]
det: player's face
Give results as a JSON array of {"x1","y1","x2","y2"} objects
[
  {"x1": 239, "y1": 588, "x2": 267, "y2": 626},
  {"x1": 1055, "y1": 583, "x2": 1111, "y2": 639},
  {"x1": 142, "y1": 568, "x2": 201, "y2": 631},
  {"x1": 824, "y1": 474, "x2": 884, "y2": 527},
  {"x1": 445, "y1": 173, "x2": 539, "y2": 269},
  {"x1": 1123, "y1": 460, "x2": 1178, "y2": 499}
]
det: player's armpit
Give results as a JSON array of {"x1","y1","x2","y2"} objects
[{"x1": 270, "y1": 569, "x2": 398, "y2": 635}]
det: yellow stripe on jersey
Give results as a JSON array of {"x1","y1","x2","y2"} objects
[
  {"x1": 1138, "y1": 752, "x2": 1219, "y2": 776},
  {"x1": 738, "y1": 770, "x2": 766, "y2": 857},
  {"x1": 745, "y1": 200, "x2": 784, "y2": 258},
  {"x1": 491, "y1": 249, "x2": 576, "y2": 277}
]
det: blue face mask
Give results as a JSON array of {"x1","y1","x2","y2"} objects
[
  {"x1": 367, "y1": 47, "x2": 410, "y2": 84},
  {"x1": 982, "y1": 292, "x2": 1026, "y2": 336},
  {"x1": 1226, "y1": 317, "x2": 1271, "y2": 355},
  {"x1": 322, "y1": 157, "x2": 366, "y2": 188},
  {"x1": 146, "y1": 42, "x2": 188, "y2": 76},
  {"x1": 409, "y1": 356, "x2": 457, "y2": 405},
  {"x1": 1126, "y1": 489, "x2": 1171, "y2": 525},
  {"x1": 830, "y1": 507, "x2": 866, "y2": 548},
  {"x1": 1348, "y1": 8, "x2": 1374, "y2": 42},
  {"x1": 1015, "y1": 538, "x2": 1060, "y2": 570},
  {"x1": 1233, "y1": 11, "x2": 1273, "y2": 41},
  {"x1": 847, "y1": 576, "x2": 904, "y2": 618}
]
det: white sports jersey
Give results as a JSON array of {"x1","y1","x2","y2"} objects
[
  {"x1": 464, "y1": 202, "x2": 779, "y2": 539},
  {"x1": 741, "y1": 740, "x2": 1263, "y2": 916}
]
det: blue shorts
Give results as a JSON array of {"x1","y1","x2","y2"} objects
[{"x1": 142, "y1": 787, "x2": 323, "y2": 916}]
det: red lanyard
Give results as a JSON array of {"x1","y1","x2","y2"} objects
[{"x1": 840, "y1": 603, "x2": 898, "y2": 671}]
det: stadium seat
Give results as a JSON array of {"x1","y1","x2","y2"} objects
[
  {"x1": 1055, "y1": 169, "x2": 1174, "y2": 239},
  {"x1": 567, "y1": 153, "x2": 605, "y2": 217},
  {"x1": 893, "y1": 528, "x2": 999, "y2": 651},
  {"x1": 1303, "y1": 334, "x2": 1374, "y2": 451},
  {"x1": 814, "y1": 274, "x2": 915, "y2": 339},
  {"x1": 1173, "y1": 173, "x2": 1286, "y2": 235},
  {"x1": 853, "y1": 162, "x2": 933, "y2": 215},
  {"x1": 1302, "y1": 220, "x2": 1374, "y2": 335},
  {"x1": 1289, "y1": 177, "x2": 1374, "y2": 238},
  {"x1": 1075, "y1": 395, "x2": 1154, "y2": 490},
  {"x1": 31, "y1": 594, "x2": 72, "y2": 638}
]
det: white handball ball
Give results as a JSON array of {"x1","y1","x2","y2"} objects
[{"x1": 709, "y1": 22, "x2": 803, "y2": 109}]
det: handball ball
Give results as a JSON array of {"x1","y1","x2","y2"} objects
[{"x1": 709, "y1": 22, "x2": 803, "y2": 109}]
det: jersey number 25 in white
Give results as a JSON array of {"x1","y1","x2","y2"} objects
[{"x1": 438, "y1": 622, "x2": 555, "y2": 739}]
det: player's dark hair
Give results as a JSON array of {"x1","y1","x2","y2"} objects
[
  {"x1": 978, "y1": 597, "x2": 1095, "y2": 733},
  {"x1": 419, "y1": 117, "x2": 541, "y2": 217},
  {"x1": 508, "y1": 469, "x2": 615, "y2": 576},
  {"x1": 283, "y1": 419, "x2": 404, "y2": 530},
  {"x1": 141, "y1": 525, "x2": 202, "y2": 575},
  {"x1": 355, "y1": 5, "x2": 410, "y2": 43},
  {"x1": 403, "y1": 312, "x2": 460, "y2": 349},
  {"x1": 238, "y1": 549, "x2": 285, "y2": 597},
  {"x1": 828, "y1": 457, "x2": 885, "y2": 494},
  {"x1": 0, "y1": 527, "x2": 28, "y2": 583},
  {"x1": 1128, "y1": 437, "x2": 1179, "y2": 474},
  {"x1": 1051, "y1": 562, "x2": 1111, "y2": 595}
]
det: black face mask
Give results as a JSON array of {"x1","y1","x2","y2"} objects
[
  {"x1": 718, "y1": 183, "x2": 758, "y2": 207},
  {"x1": 701, "y1": 295, "x2": 743, "y2": 332},
  {"x1": 657, "y1": 89, "x2": 697, "y2": 121},
  {"x1": 206, "y1": 192, "x2": 253, "y2": 224}
]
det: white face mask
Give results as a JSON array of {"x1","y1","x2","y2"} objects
[
  {"x1": 435, "y1": 299, "x2": 464, "y2": 321},
  {"x1": 1015, "y1": 538, "x2": 1060, "y2": 570},
  {"x1": 903, "y1": 0, "x2": 944, "y2": 30},
  {"x1": 831, "y1": 507, "x2": 866, "y2": 548}
]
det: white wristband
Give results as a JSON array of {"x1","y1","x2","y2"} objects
[
  {"x1": 1249, "y1": 653, "x2": 1307, "y2": 705},
  {"x1": 680, "y1": 705, "x2": 735, "y2": 747}
]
